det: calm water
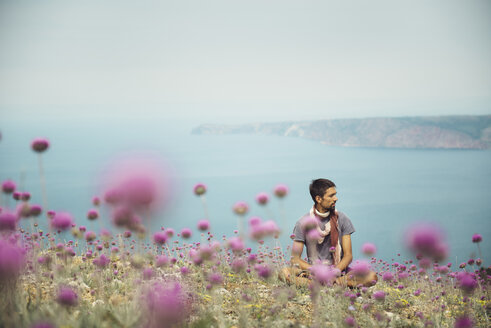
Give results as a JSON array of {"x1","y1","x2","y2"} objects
[{"x1": 1, "y1": 117, "x2": 490, "y2": 265}]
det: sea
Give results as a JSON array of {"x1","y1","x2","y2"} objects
[{"x1": 1, "y1": 116, "x2": 490, "y2": 266}]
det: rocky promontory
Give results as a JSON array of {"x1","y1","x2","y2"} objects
[{"x1": 192, "y1": 115, "x2": 491, "y2": 149}]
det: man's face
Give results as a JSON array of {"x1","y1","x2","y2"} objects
[{"x1": 315, "y1": 187, "x2": 338, "y2": 211}]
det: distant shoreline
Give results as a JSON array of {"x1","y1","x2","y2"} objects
[{"x1": 192, "y1": 115, "x2": 491, "y2": 150}]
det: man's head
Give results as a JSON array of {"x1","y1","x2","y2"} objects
[{"x1": 310, "y1": 179, "x2": 337, "y2": 212}]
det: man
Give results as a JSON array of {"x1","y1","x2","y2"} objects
[{"x1": 281, "y1": 178, "x2": 377, "y2": 287}]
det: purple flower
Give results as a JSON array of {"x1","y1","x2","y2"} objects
[
  {"x1": 93, "y1": 254, "x2": 110, "y2": 268},
  {"x1": 456, "y1": 272, "x2": 477, "y2": 295},
  {"x1": 350, "y1": 260, "x2": 371, "y2": 277},
  {"x1": 92, "y1": 196, "x2": 101, "y2": 206},
  {"x1": 231, "y1": 258, "x2": 246, "y2": 273},
  {"x1": 255, "y1": 192, "x2": 269, "y2": 205},
  {"x1": 56, "y1": 286, "x2": 78, "y2": 306},
  {"x1": 344, "y1": 316, "x2": 356, "y2": 327},
  {"x1": 0, "y1": 239, "x2": 25, "y2": 281},
  {"x1": 193, "y1": 183, "x2": 207, "y2": 196},
  {"x1": 405, "y1": 223, "x2": 448, "y2": 261},
  {"x1": 180, "y1": 266, "x2": 190, "y2": 275},
  {"x1": 227, "y1": 237, "x2": 244, "y2": 253},
  {"x1": 29, "y1": 204, "x2": 42, "y2": 217},
  {"x1": 153, "y1": 232, "x2": 168, "y2": 245},
  {"x1": 361, "y1": 242, "x2": 377, "y2": 256},
  {"x1": 454, "y1": 315, "x2": 474, "y2": 328},
  {"x1": 0, "y1": 211, "x2": 17, "y2": 232},
  {"x1": 123, "y1": 230, "x2": 132, "y2": 238},
  {"x1": 1, "y1": 180, "x2": 16, "y2": 194},
  {"x1": 197, "y1": 219, "x2": 210, "y2": 231},
  {"x1": 50, "y1": 212, "x2": 74, "y2": 231},
  {"x1": 207, "y1": 273, "x2": 223, "y2": 286},
  {"x1": 232, "y1": 201, "x2": 249, "y2": 215},
  {"x1": 254, "y1": 264, "x2": 273, "y2": 279},
  {"x1": 156, "y1": 255, "x2": 169, "y2": 267},
  {"x1": 273, "y1": 184, "x2": 289, "y2": 198},
  {"x1": 309, "y1": 264, "x2": 340, "y2": 286},
  {"x1": 180, "y1": 228, "x2": 192, "y2": 239},
  {"x1": 382, "y1": 271, "x2": 394, "y2": 282},
  {"x1": 471, "y1": 233, "x2": 482, "y2": 243},
  {"x1": 31, "y1": 138, "x2": 50, "y2": 153},
  {"x1": 143, "y1": 268, "x2": 154, "y2": 280},
  {"x1": 249, "y1": 219, "x2": 280, "y2": 240},
  {"x1": 144, "y1": 282, "x2": 191, "y2": 328},
  {"x1": 21, "y1": 192, "x2": 31, "y2": 201},
  {"x1": 85, "y1": 231, "x2": 96, "y2": 242},
  {"x1": 87, "y1": 209, "x2": 99, "y2": 220},
  {"x1": 372, "y1": 291, "x2": 386, "y2": 301}
]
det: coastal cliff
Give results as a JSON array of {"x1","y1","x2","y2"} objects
[{"x1": 192, "y1": 115, "x2": 491, "y2": 149}]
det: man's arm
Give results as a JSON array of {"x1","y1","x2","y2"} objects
[
  {"x1": 290, "y1": 241, "x2": 311, "y2": 270},
  {"x1": 336, "y1": 234, "x2": 353, "y2": 272}
]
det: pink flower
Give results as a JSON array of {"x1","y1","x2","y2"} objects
[
  {"x1": 405, "y1": 223, "x2": 448, "y2": 261},
  {"x1": 87, "y1": 209, "x2": 99, "y2": 220},
  {"x1": 454, "y1": 315, "x2": 474, "y2": 328},
  {"x1": 372, "y1": 291, "x2": 386, "y2": 301},
  {"x1": 249, "y1": 219, "x2": 280, "y2": 240},
  {"x1": 193, "y1": 183, "x2": 207, "y2": 196},
  {"x1": 233, "y1": 201, "x2": 249, "y2": 215},
  {"x1": 309, "y1": 264, "x2": 340, "y2": 286},
  {"x1": 180, "y1": 228, "x2": 192, "y2": 239},
  {"x1": 382, "y1": 271, "x2": 393, "y2": 282},
  {"x1": 0, "y1": 211, "x2": 17, "y2": 232},
  {"x1": 101, "y1": 155, "x2": 172, "y2": 215},
  {"x1": 231, "y1": 258, "x2": 246, "y2": 273},
  {"x1": 31, "y1": 138, "x2": 50, "y2": 153},
  {"x1": 361, "y1": 242, "x2": 377, "y2": 256},
  {"x1": 156, "y1": 255, "x2": 169, "y2": 267},
  {"x1": 255, "y1": 192, "x2": 269, "y2": 205},
  {"x1": 456, "y1": 272, "x2": 477, "y2": 295},
  {"x1": 344, "y1": 316, "x2": 356, "y2": 327},
  {"x1": 93, "y1": 254, "x2": 110, "y2": 268},
  {"x1": 143, "y1": 268, "x2": 154, "y2": 280},
  {"x1": 50, "y1": 212, "x2": 74, "y2": 231},
  {"x1": 273, "y1": 184, "x2": 289, "y2": 198},
  {"x1": 207, "y1": 273, "x2": 223, "y2": 286},
  {"x1": 471, "y1": 233, "x2": 482, "y2": 243},
  {"x1": 248, "y1": 216, "x2": 262, "y2": 226},
  {"x1": 29, "y1": 204, "x2": 42, "y2": 217},
  {"x1": 254, "y1": 264, "x2": 273, "y2": 279},
  {"x1": 143, "y1": 282, "x2": 191, "y2": 328},
  {"x1": 197, "y1": 219, "x2": 210, "y2": 231},
  {"x1": 56, "y1": 286, "x2": 78, "y2": 307},
  {"x1": 153, "y1": 232, "x2": 167, "y2": 245},
  {"x1": 0, "y1": 239, "x2": 25, "y2": 281},
  {"x1": 1, "y1": 180, "x2": 16, "y2": 194},
  {"x1": 350, "y1": 260, "x2": 371, "y2": 277},
  {"x1": 226, "y1": 237, "x2": 244, "y2": 253},
  {"x1": 92, "y1": 196, "x2": 101, "y2": 206},
  {"x1": 84, "y1": 231, "x2": 97, "y2": 242}
]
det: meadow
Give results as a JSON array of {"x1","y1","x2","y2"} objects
[{"x1": 0, "y1": 137, "x2": 489, "y2": 328}]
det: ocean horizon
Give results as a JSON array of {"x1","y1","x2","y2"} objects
[{"x1": 1, "y1": 116, "x2": 490, "y2": 265}]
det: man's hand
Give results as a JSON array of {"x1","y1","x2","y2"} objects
[
  {"x1": 290, "y1": 241, "x2": 311, "y2": 271},
  {"x1": 336, "y1": 234, "x2": 353, "y2": 272}
]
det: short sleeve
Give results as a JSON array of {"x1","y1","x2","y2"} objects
[
  {"x1": 338, "y1": 211, "x2": 355, "y2": 236},
  {"x1": 292, "y1": 220, "x2": 306, "y2": 243}
]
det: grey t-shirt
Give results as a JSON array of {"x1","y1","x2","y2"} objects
[{"x1": 293, "y1": 209, "x2": 355, "y2": 264}]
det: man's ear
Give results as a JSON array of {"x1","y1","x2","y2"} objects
[{"x1": 315, "y1": 195, "x2": 322, "y2": 204}]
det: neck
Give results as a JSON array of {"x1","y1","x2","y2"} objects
[{"x1": 314, "y1": 204, "x2": 328, "y2": 214}]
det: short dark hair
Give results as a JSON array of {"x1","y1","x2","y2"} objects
[{"x1": 309, "y1": 178, "x2": 336, "y2": 203}]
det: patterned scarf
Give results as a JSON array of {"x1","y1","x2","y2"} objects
[{"x1": 310, "y1": 206, "x2": 341, "y2": 266}]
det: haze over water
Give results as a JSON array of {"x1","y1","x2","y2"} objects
[{"x1": 1, "y1": 116, "x2": 490, "y2": 265}]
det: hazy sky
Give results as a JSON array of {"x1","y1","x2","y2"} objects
[{"x1": 1, "y1": 0, "x2": 490, "y2": 123}]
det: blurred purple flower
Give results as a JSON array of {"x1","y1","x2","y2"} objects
[
  {"x1": 454, "y1": 315, "x2": 474, "y2": 328},
  {"x1": 309, "y1": 264, "x2": 340, "y2": 286},
  {"x1": 232, "y1": 201, "x2": 249, "y2": 215},
  {"x1": 249, "y1": 219, "x2": 280, "y2": 240},
  {"x1": 156, "y1": 255, "x2": 169, "y2": 267},
  {"x1": 31, "y1": 138, "x2": 50, "y2": 153},
  {"x1": 471, "y1": 233, "x2": 482, "y2": 243},
  {"x1": 87, "y1": 209, "x2": 99, "y2": 221},
  {"x1": 344, "y1": 316, "x2": 356, "y2": 327},
  {"x1": 153, "y1": 231, "x2": 167, "y2": 245},
  {"x1": 254, "y1": 264, "x2": 273, "y2": 279},
  {"x1": 207, "y1": 272, "x2": 223, "y2": 286},
  {"x1": 143, "y1": 282, "x2": 191, "y2": 328},
  {"x1": 50, "y1": 212, "x2": 74, "y2": 231},
  {"x1": 180, "y1": 228, "x2": 192, "y2": 239},
  {"x1": 1, "y1": 180, "x2": 16, "y2": 194},
  {"x1": 255, "y1": 192, "x2": 269, "y2": 205},
  {"x1": 143, "y1": 268, "x2": 154, "y2": 280},
  {"x1": 93, "y1": 254, "x2": 110, "y2": 268},
  {"x1": 350, "y1": 260, "x2": 371, "y2": 278},
  {"x1": 0, "y1": 239, "x2": 25, "y2": 281},
  {"x1": 456, "y1": 272, "x2": 477, "y2": 295},
  {"x1": 273, "y1": 184, "x2": 289, "y2": 198},
  {"x1": 361, "y1": 242, "x2": 377, "y2": 256},
  {"x1": 197, "y1": 219, "x2": 210, "y2": 231},
  {"x1": 231, "y1": 258, "x2": 246, "y2": 273},
  {"x1": 29, "y1": 204, "x2": 42, "y2": 217},
  {"x1": 193, "y1": 183, "x2": 207, "y2": 196},
  {"x1": 227, "y1": 237, "x2": 244, "y2": 253},
  {"x1": 405, "y1": 223, "x2": 448, "y2": 261},
  {"x1": 372, "y1": 291, "x2": 386, "y2": 301},
  {"x1": 56, "y1": 286, "x2": 78, "y2": 307},
  {"x1": 382, "y1": 271, "x2": 394, "y2": 282},
  {"x1": 85, "y1": 231, "x2": 96, "y2": 242},
  {"x1": 0, "y1": 211, "x2": 17, "y2": 232}
]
